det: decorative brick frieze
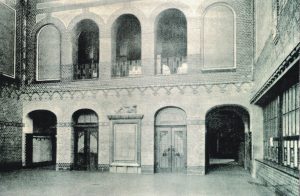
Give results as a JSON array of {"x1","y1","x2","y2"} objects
[
  {"x1": 98, "y1": 164, "x2": 110, "y2": 172},
  {"x1": 186, "y1": 119, "x2": 205, "y2": 125},
  {"x1": 20, "y1": 81, "x2": 253, "y2": 102},
  {"x1": 56, "y1": 163, "x2": 73, "y2": 171},
  {"x1": 99, "y1": 122, "x2": 109, "y2": 126},
  {"x1": 0, "y1": 121, "x2": 24, "y2": 128},
  {"x1": 56, "y1": 122, "x2": 74, "y2": 127}
]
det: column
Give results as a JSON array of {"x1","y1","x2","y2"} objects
[
  {"x1": 186, "y1": 118, "x2": 206, "y2": 175},
  {"x1": 56, "y1": 122, "x2": 73, "y2": 170},
  {"x1": 61, "y1": 32, "x2": 73, "y2": 81},
  {"x1": 141, "y1": 20, "x2": 155, "y2": 76},
  {"x1": 187, "y1": 16, "x2": 201, "y2": 73},
  {"x1": 99, "y1": 28, "x2": 112, "y2": 80}
]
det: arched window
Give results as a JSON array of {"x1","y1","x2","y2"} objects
[
  {"x1": 37, "y1": 25, "x2": 61, "y2": 81},
  {"x1": 155, "y1": 9, "x2": 187, "y2": 75},
  {"x1": 73, "y1": 19, "x2": 99, "y2": 80},
  {"x1": 112, "y1": 14, "x2": 141, "y2": 77},
  {"x1": 203, "y1": 5, "x2": 235, "y2": 70}
]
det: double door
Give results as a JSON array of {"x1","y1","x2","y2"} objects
[
  {"x1": 74, "y1": 126, "x2": 98, "y2": 170},
  {"x1": 155, "y1": 126, "x2": 186, "y2": 173}
]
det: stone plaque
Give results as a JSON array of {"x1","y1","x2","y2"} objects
[{"x1": 113, "y1": 124, "x2": 137, "y2": 162}]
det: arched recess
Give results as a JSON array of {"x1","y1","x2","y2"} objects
[
  {"x1": 36, "y1": 24, "x2": 61, "y2": 81},
  {"x1": 30, "y1": 17, "x2": 66, "y2": 82},
  {"x1": 71, "y1": 19, "x2": 99, "y2": 80},
  {"x1": 111, "y1": 14, "x2": 142, "y2": 77},
  {"x1": 155, "y1": 9, "x2": 187, "y2": 75},
  {"x1": 72, "y1": 109, "x2": 98, "y2": 170},
  {"x1": 202, "y1": 3, "x2": 236, "y2": 70},
  {"x1": 25, "y1": 110, "x2": 57, "y2": 168},
  {"x1": 154, "y1": 107, "x2": 187, "y2": 173},
  {"x1": 205, "y1": 105, "x2": 250, "y2": 173}
]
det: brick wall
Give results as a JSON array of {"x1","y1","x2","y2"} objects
[
  {"x1": 0, "y1": 0, "x2": 24, "y2": 170},
  {"x1": 0, "y1": 84, "x2": 23, "y2": 170},
  {"x1": 24, "y1": 0, "x2": 254, "y2": 89},
  {"x1": 256, "y1": 160, "x2": 299, "y2": 196},
  {"x1": 253, "y1": 0, "x2": 300, "y2": 95},
  {"x1": 252, "y1": 0, "x2": 300, "y2": 193}
]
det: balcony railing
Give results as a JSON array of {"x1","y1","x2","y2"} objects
[
  {"x1": 74, "y1": 62, "x2": 99, "y2": 80},
  {"x1": 112, "y1": 59, "x2": 142, "y2": 77},
  {"x1": 156, "y1": 56, "x2": 188, "y2": 75}
]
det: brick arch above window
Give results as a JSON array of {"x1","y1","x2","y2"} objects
[
  {"x1": 106, "y1": 6, "x2": 147, "y2": 35},
  {"x1": 67, "y1": 12, "x2": 104, "y2": 34},
  {"x1": 150, "y1": 1, "x2": 192, "y2": 22}
]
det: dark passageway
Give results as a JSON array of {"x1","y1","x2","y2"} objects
[{"x1": 205, "y1": 105, "x2": 250, "y2": 173}]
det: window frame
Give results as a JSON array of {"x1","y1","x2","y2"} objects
[{"x1": 263, "y1": 83, "x2": 300, "y2": 171}]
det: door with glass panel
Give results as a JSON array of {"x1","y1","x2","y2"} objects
[
  {"x1": 155, "y1": 126, "x2": 186, "y2": 173},
  {"x1": 74, "y1": 126, "x2": 98, "y2": 170}
]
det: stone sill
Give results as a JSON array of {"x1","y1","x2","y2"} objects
[
  {"x1": 201, "y1": 67, "x2": 236, "y2": 73},
  {"x1": 111, "y1": 162, "x2": 140, "y2": 167},
  {"x1": 255, "y1": 159, "x2": 299, "y2": 179}
]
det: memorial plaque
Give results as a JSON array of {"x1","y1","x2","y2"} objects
[{"x1": 113, "y1": 124, "x2": 137, "y2": 162}]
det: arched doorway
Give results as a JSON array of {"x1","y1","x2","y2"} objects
[
  {"x1": 25, "y1": 110, "x2": 57, "y2": 168},
  {"x1": 73, "y1": 109, "x2": 98, "y2": 170},
  {"x1": 205, "y1": 105, "x2": 250, "y2": 172},
  {"x1": 154, "y1": 107, "x2": 187, "y2": 173}
]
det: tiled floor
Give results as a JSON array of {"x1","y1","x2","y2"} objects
[{"x1": 0, "y1": 164, "x2": 274, "y2": 196}]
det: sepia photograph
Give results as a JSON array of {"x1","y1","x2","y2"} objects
[{"x1": 0, "y1": 0, "x2": 299, "y2": 195}]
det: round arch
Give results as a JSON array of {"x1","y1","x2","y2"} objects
[
  {"x1": 30, "y1": 17, "x2": 66, "y2": 39},
  {"x1": 67, "y1": 12, "x2": 104, "y2": 34},
  {"x1": 150, "y1": 1, "x2": 192, "y2": 21},
  {"x1": 205, "y1": 104, "x2": 251, "y2": 173},
  {"x1": 72, "y1": 108, "x2": 99, "y2": 124},
  {"x1": 155, "y1": 106, "x2": 187, "y2": 126},
  {"x1": 106, "y1": 6, "x2": 147, "y2": 33}
]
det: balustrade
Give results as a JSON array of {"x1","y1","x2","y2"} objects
[
  {"x1": 74, "y1": 62, "x2": 99, "y2": 80},
  {"x1": 112, "y1": 59, "x2": 142, "y2": 77},
  {"x1": 156, "y1": 56, "x2": 188, "y2": 75}
]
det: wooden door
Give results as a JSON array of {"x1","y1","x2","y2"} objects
[
  {"x1": 155, "y1": 126, "x2": 186, "y2": 173},
  {"x1": 171, "y1": 127, "x2": 186, "y2": 172}
]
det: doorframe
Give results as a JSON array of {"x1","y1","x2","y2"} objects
[{"x1": 154, "y1": 125, "x2": 187, "y2": 173}]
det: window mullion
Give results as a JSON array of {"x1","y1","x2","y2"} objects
[{"x1": 278, "y1": 95, "x2": 283, "y2": 164}]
